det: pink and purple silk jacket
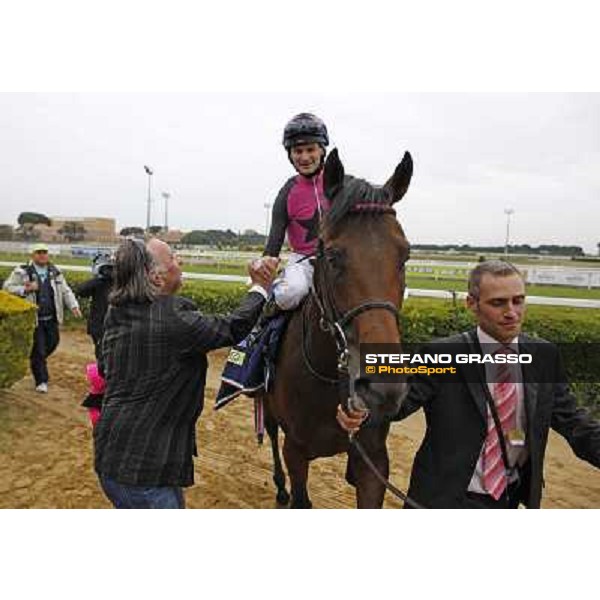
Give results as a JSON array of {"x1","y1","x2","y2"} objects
[{"x1": 264, "y1": 171, "x2": 331, "y2": 257}]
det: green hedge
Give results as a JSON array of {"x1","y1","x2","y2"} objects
[
  {"x1": 1, "y1": 267, "x2": 598, "y2": 414},
  {"x1": 401, "y1": 299, "x2": 600, "y2": 416},
  {"x1": 181, "y1": 284, "x2": 600, "y2": 415},
  {"x1": 179, "y1": 287, "x2": 600, "y2": 416},
  {"x1": 0, "y1": 290, "x2": 37, "y2": 389}
]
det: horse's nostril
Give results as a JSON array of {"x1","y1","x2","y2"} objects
[
  {"x1": 354, "y1": 377, "x2": 407, "y2": 411},
  {"x1": 353, "y1": 377, "x2": 372, "y2": 395}
]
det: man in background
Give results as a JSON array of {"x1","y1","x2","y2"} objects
[
  {"x1": 3, "y1": 243, "x2": 82, "y2": 393},
  {"x1": 75, "y1": 251, "x2": 114, "y2": 366}
]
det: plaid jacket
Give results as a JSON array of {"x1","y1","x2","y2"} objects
[{"x1": 94, "y1": 291, "x2": 265, "y2": 487}]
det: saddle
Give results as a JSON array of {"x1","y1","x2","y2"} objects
[{"x1": 215, "y1": 312, "x2": 289, "y2": 410}]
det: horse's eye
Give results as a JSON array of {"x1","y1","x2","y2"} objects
[
  {"x1": 399, "y1": 247, "x2": 410, "y2": 270},
  {"x1": 325, "y1": 248, "x2": 344, "y2": 272}
]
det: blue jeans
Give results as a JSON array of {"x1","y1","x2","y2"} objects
[{"x1": 99, "y1": 474, "x2": 185, "y2": 509}]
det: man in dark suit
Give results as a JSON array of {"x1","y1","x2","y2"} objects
[{"x1": 338, "y1": 260, "x2": 600, "y2": 508}]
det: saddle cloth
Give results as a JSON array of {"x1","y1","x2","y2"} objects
[{"x1": 215, "y1": 313, "x2": 289, "y2": 410}]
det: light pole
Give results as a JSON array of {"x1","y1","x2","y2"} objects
[
  {"x1": 144, "y1": 165, "x2": 154, "y2": 232},
  {"x1": 264, "y1": 202, "x2": 271, "y2": 238},
  {"x1": 162, "y1": 191, "x2": 170, "y2": 232},
  {"x1": 504, "y1": 208, "x2": 514, "y2": 257}
]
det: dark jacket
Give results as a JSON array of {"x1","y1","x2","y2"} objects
[
  {"x1": 396, "y1": 330, "x2": 600, "y2": 508},
  {"x1": 93, "y1": 291, "x2": 265, "y2": 487},
  {"x1": 76, "y1": 272, "x2": 113, "y2": 340}
]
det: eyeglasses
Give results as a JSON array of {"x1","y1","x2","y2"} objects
[{"x1": 33, "y1": 250, "x2": 48, "y2": 255}]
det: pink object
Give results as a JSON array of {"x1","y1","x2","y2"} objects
[
  {"x1": 254, "y1": 397, "x2": 265, "y2": 443},
  {"x1": 88, "y1": 407, "x2": 101, "y2": 427},
  {"x1": 84, "y1": 362, "x2": 106, "y2": 428},
  {"x1": 86, "y1": 362, "x2": 106, "y2": 395},
  {"x1": 482, "y1": 351, "x2": 518, "y2": 499},
  {"x1": 286, "y1": 171, "x2": 330, "y2": 255}
]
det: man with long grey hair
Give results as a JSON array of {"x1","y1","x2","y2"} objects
[{"x1": 94, "y1": 237, "x2": 277, "y2": 509}]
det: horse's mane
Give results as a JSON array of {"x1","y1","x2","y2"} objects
[{"x1": 324, "y1": 175, "x2": 392, "y2": 233}]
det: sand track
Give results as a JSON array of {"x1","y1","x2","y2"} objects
[{"x1": 0, "y1": 329, "x2": 598, "y2": 508}]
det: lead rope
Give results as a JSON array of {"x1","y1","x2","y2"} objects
[
  {"x1": 331, "y1": 318, "x2": 425, "y2": 509},
  {"x1": 348, "y1": 434, "x2": 426, "y2": 509}
]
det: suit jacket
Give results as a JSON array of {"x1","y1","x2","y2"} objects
[{"x1": 396, "y1": 329, "x2": 600, "y2": 508}]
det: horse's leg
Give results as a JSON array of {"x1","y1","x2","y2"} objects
[
  {"x1": 264, "y1": 406, "x2": 290, "y2": 506},
  {"x1": 347, "y1": 426, "x2": 390, "y2": 509},
  {"x1": 282, "y1": 436, "x2": 312, "y2": 509}
]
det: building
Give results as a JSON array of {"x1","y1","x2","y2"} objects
[{"x1": 34, "y1": 217, "x2": 118, "y2": 243}]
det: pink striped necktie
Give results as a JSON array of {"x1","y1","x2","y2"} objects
[{"x1": 482, "y1": 348, "x2": 518, "y2": 500}]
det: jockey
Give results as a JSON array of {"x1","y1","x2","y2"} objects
[
  {"x1": 216, "y1": 114, "x2": 332, "y2": 409},
  {"x1": 263, "y1": 112, "x2": 331, "y2": 311}
]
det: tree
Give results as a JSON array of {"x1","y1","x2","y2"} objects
[
  {"x1": 17, "y1": 212, "x2": 51, "y2": 227},
  {"x1": 119, "y1": 226, "x2": 145, "y2": 237},
  {"x1": 239, "y1": 229, "x2": 267, "y2": 246},
  {"x1": 58, "y1": 221, "x2": 87, "y2": 242},
  {"x1": 148, "y1": 226, "x2": 163, "y2": 235},
  {"x1": 0, "y1": 224, "x2": 14, "y2": 240},
  {"x1": 181, "y1": 229, "x2": 240, "y2": 247},
  {"x1": 15, "y1": 211, "x2": 52, "y2": 241}
]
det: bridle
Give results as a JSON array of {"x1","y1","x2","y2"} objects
[
  {"x1": 299, "y1": 202, "x2": 425, "y2": 509},
  {"x1": 304, "y1": 203, "x2": 400, "y2": 379}
]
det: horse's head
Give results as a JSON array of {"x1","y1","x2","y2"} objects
[{"x1": 314, "y1": 148, "x2": 413, "y2": 421}]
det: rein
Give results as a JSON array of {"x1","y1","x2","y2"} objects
[
  {"x1": 300, "y1": 202, "x2": 425, "y2": 508},
  {"x1": 349, "y1": 435, "x2": 425, "y2": 509}
]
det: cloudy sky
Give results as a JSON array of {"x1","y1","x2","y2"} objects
[{"x1": 1, "y1": 92, "x2": 598, "y2": 253}]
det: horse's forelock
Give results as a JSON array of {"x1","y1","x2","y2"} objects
[{"x1": 324, "y1": 176, "x2": 392, "y2": 233}]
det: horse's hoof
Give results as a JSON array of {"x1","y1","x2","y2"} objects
[
  {"x1": 276, "y1": 489, "x2": 290, "y2": 506},
  {"x1": 290, "y1": 500, "x2": 312, "y2": 509}
]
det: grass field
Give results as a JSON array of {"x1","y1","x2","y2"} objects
[
  {"x1": 411, "y1": 251, "x2": 600, "y2": 266},
  {"x1": 405, "y1": 275, "x2": 600, "y2": 299}
]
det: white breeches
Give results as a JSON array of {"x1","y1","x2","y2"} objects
[{"x1": 272, "y1": 253, "x2": 314, "y2": 311}]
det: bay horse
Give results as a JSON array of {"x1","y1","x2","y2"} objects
[{"x1": 264, "y1": 148, "x2": 413, "y2": 508}]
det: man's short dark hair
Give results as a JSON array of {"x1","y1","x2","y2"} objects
[{"x1": 468, "y1": 260, "x2": 523, "y2": 299}]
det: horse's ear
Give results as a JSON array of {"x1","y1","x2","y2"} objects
[
  {"x1": 384, "y1": 151, "x2": 413, "y2": 205},
  {"x1": 324, "y1": 148, "x2": 345, "y2": 200}
]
